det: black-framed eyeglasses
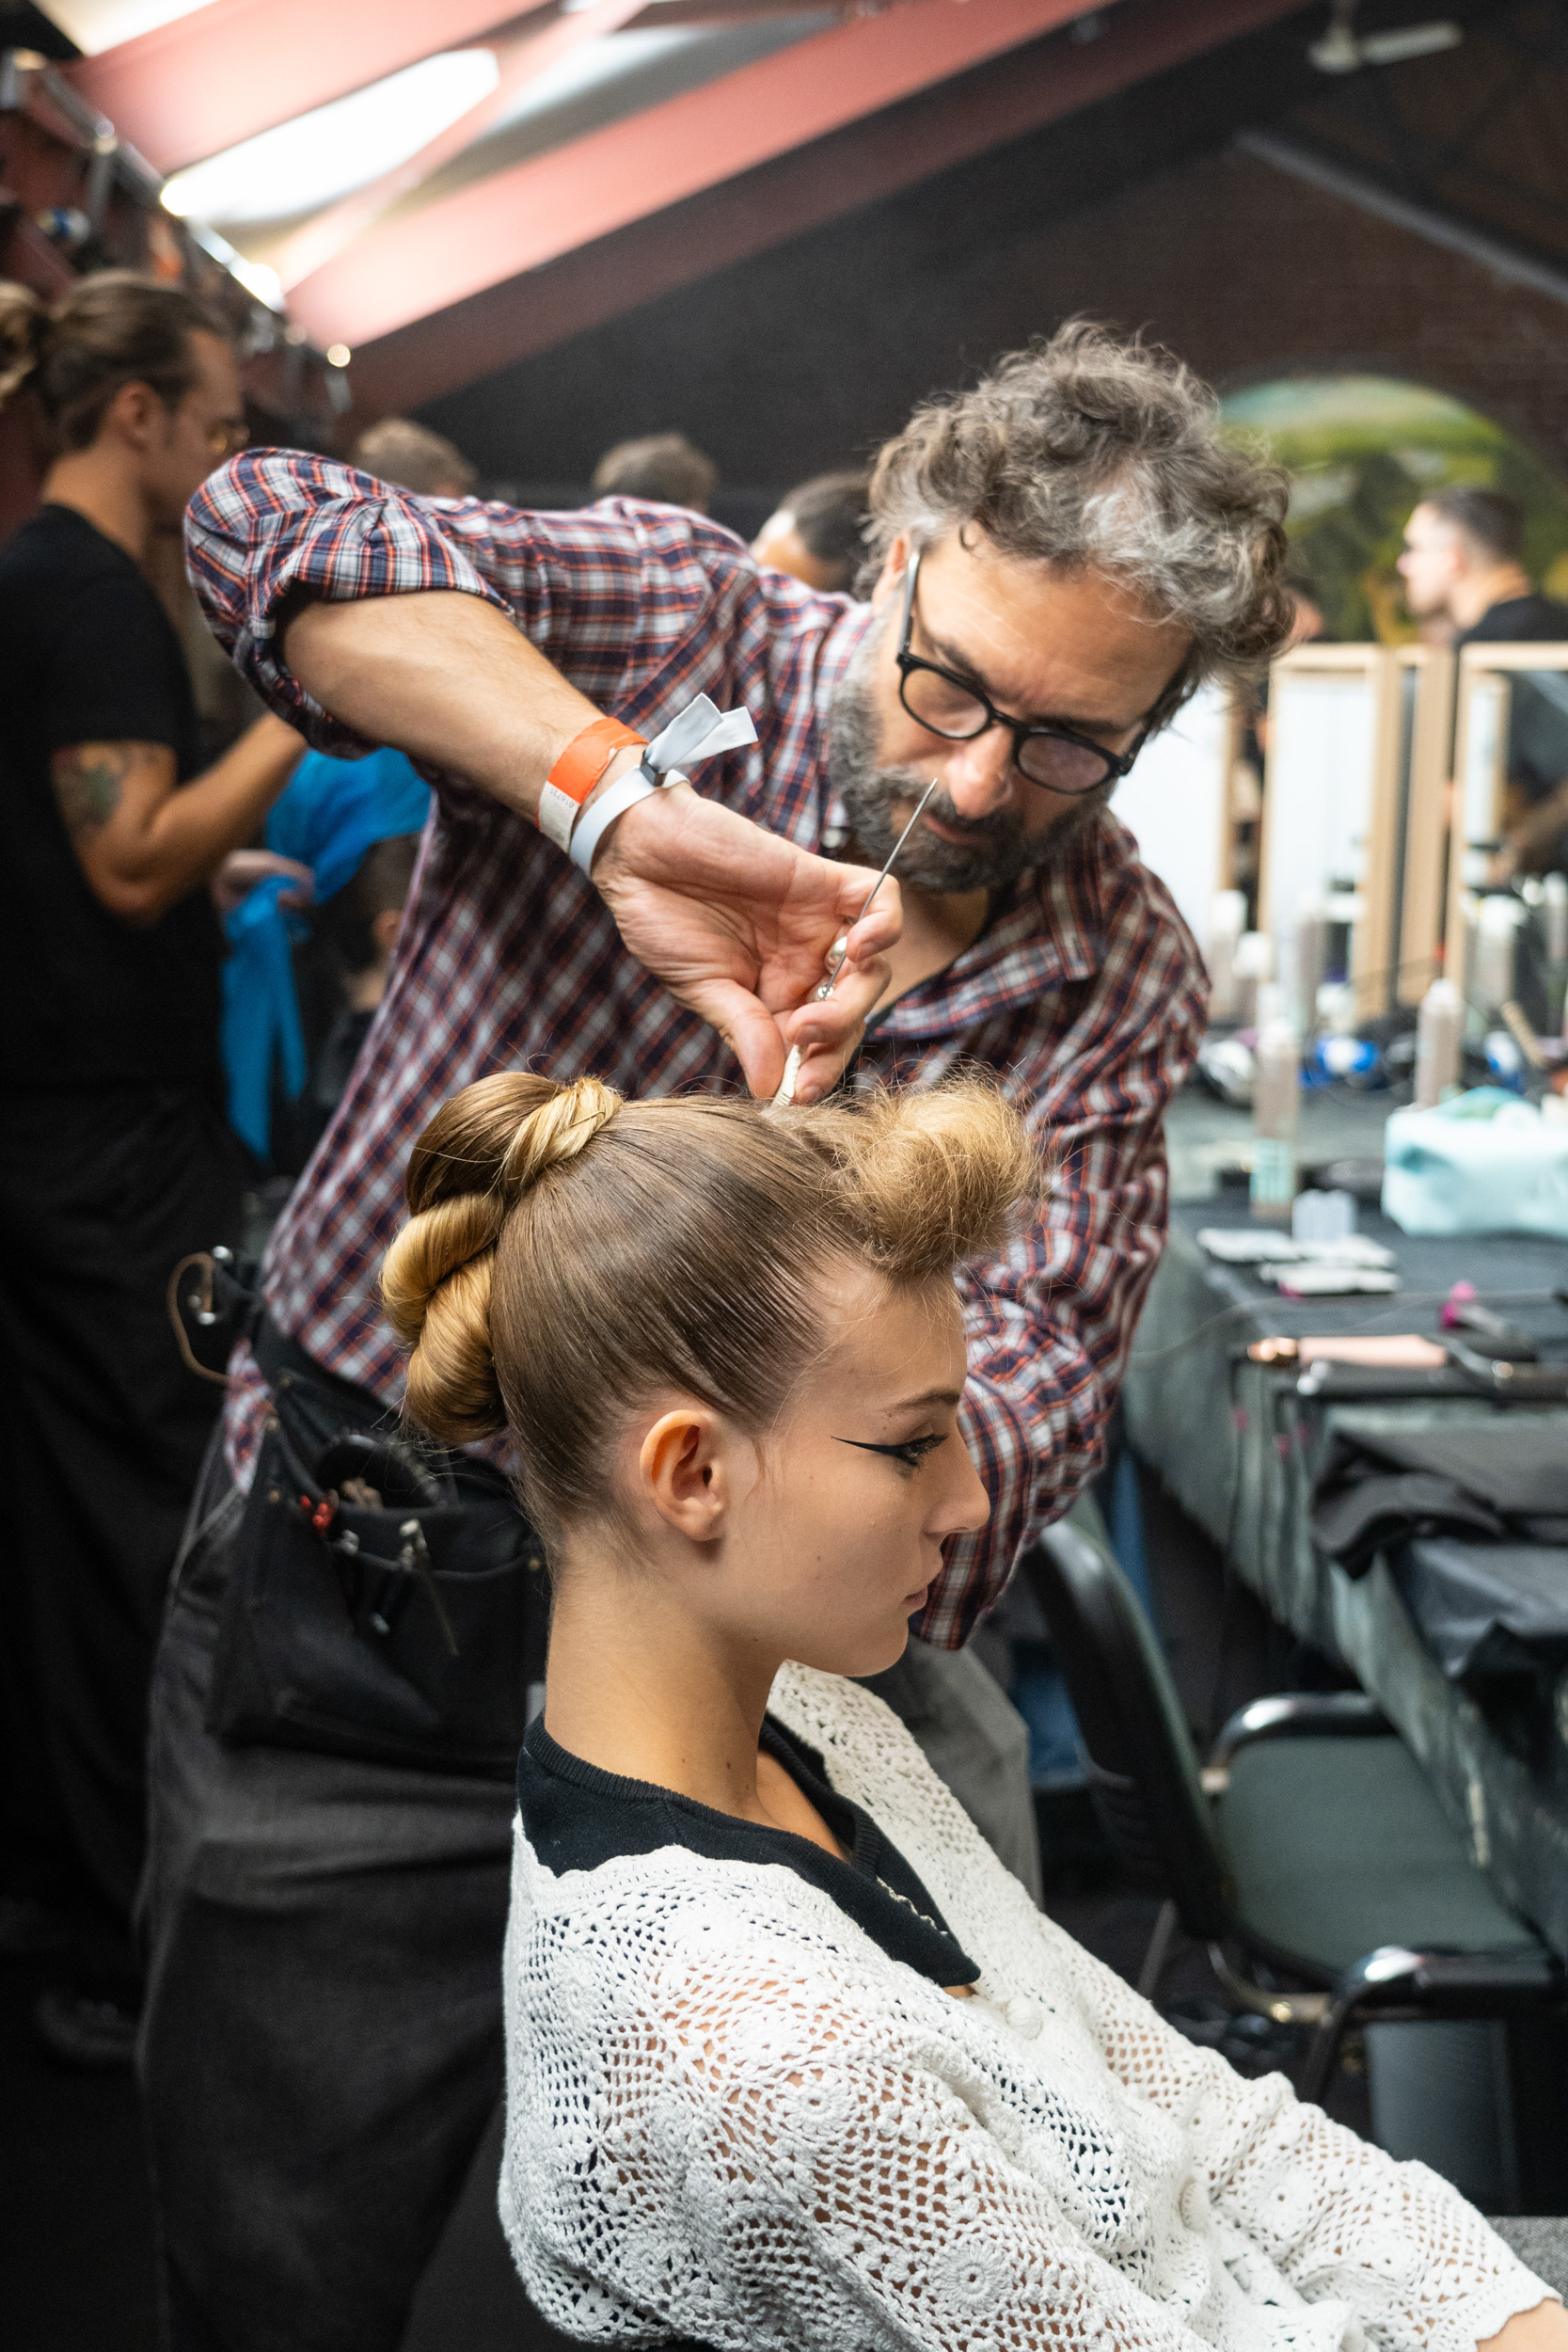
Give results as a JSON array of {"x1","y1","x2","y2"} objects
[{"x1": 895, "y1": 548, "x2": 1149, "y2": 796}]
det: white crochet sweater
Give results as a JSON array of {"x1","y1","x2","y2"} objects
[{"x1": 500, "y1": 1662, "x2": 1550, "y2": 2352}]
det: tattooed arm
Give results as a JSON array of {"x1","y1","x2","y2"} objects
[{"x1": 50, "y1": 711, "x2": 303, "y2": 927}]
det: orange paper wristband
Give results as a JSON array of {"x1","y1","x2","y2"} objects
[{"x1": 546, "y1": 717, "x2": 645, "y2": 808}]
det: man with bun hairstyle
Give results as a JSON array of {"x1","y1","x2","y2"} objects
[
  {"x1": 142, "y1": 322, "x2": 1292, "y2": 2350},
  {"x1": 0, "y1": 271, "x2": 305, "y2": 2066}
]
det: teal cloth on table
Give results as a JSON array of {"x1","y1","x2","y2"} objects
[{"x1": 222, "y1": 747, "x2": 432, "y2": 1161}]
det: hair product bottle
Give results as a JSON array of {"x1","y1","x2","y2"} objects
[
  {"x1": 1414, "y1": 978, "x2": 1462, "y2": 1111},
  {"x1": 1205, "y1": 889, "x2": 1246, "y2": 1022},
  {"x1": 1250, "y1": 987, "x2": 1299, "y2": 1224}
]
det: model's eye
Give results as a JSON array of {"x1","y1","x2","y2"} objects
[{"x1": 837, "y1": 1434, "x2": 948, "y2": 1470}]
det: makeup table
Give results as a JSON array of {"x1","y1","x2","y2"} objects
[{"x1": 1123, "y1": 1084, "x2": 1568, "y2": 1960}]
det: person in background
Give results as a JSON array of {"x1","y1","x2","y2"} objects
[
  {"x1": 752, "y1": 468, "x2": 871, "y2": 591},
  {"x1": 591, "y1": 428, "x2": 718, "y2": 511},
  {"x1": 220, "y1": 744, "x2": 431, "y2": 1170},
  {"x1": 352, "y1": 415, "x2": 476, "y2": 500},
  {"x1": 311, "y1": 834, "x2": 421, "y2": 1121},
  {"x1": 0, "y1": 270, "x2": 303, "y2": 2067},
  {"x1": 1399, "y1": 485, "x2": 1568, "y2": 649},
  {"x1": 1283, "y1": 568, "x2": 1328, "y2": 647},
  {"x1": 1399, "y1": 485, "x2": 1568, "y2": 879}
]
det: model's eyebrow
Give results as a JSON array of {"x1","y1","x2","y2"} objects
[
  {"x1": 881, "y1": 1385, "x2": 964, "y2": 1415},
  {"x1": 920, "y1": 623, "x2": 1131, "y2": 739}
]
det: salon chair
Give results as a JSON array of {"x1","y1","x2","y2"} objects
[{"x1": 1022, "y1": 1518, "x2": 1563, "y2": 2104}]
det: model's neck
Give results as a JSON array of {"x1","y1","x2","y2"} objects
[
  {"x1": 41, "y1": 447, "x2": 152, "y2": 567},
  {"x1": 1449, "y1": 560, "x2": 1531, "y2": 631},
  {"x1": 543, "y1": 1554, "x2": 782, "y2": 1820}
]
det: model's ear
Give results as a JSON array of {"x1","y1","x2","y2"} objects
[
  {"x1": 868, "y1": 529, "x2": 912, "y2": 611},
  {"x1": 639, "y1": 1406, "x2": 738, "y2": 1541}
]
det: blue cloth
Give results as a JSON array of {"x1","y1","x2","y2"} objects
[{"x1": 222, "y1": 748, "x2": 431, "y2": 1161}]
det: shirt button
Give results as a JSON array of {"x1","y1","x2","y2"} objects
[{"x1": 1005, "y1": 1995, "x2": 1044, "y2": 2039}]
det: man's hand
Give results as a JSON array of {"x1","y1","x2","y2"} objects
[
  {"x1": 594, "y1": 781, "x2": 896, "y2": 1102},
  {"x1": 279, "y1": 592, "x2": 899, "y2": 1097},
  {"x1": 210, "y1": 849, "x2": 315, "y2": 916}
]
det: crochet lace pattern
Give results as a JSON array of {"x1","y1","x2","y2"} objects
[{"x1": 501, "y1": 1663, "x2": 1550, "y2": 2351}]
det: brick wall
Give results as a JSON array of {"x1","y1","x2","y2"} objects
[{"x1": 422, "y1": 140, "x2": 1568, "y2": 494}]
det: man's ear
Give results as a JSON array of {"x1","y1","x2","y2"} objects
[
  {"x1": 639, "y1": 1406, "x2": 736, "y2": 1542},
  {"x1": 868, "y1": 529, "x2": 912, "y2": 612},
  {"x1": 103, "y1": 377, "x2": 162, "y2": 453}
]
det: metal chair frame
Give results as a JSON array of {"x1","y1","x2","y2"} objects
[{"x1": 1022, "y1": 1522, "x2": 1562, "y2": 2103}]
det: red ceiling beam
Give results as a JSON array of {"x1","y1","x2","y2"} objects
[
  {"x1": 66, "y1": 0, "x2": 539, "y2": 175},
  {"x1": 287, "y1": 0, "x2": 1116, "y2": 352},
  {"x1": 340, "y1": 0, "x2": 1308, "y2": 416}
]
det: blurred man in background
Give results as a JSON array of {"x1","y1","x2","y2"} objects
[
  {"x1": 591, "y1": 428, "x2": 717, "y2": 511},
  {"x1": 0, "y1": 270, "x2": 302, "y2": 2064},
  {"x1": 352, "y1": 417, "x2": 476, "y2": 500},
  {"x1": 1399, "y1": 485, "x2": 1568, "y2": 649},
  {"x1": 752, "y1": 469, "x2": 870, "y2": 591},
  {"x1": 1401, "y1": 485, "x2": 1568, "y2": 879}
]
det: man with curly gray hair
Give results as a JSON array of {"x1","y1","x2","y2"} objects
[
  {"x1": 144, "y1": 320, "x2": 1293, "y2": 2351},
  {"x1": 833, "y1": 322, "x2": 1290, "y2": 896}
]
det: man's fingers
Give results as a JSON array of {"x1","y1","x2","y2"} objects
[
  {"x1": 777, "y1": 950, "x2": 889, "y2": 1104},
  {"x1": 839, "y1": 874, "x2": 902, "y2": 963},
  {"x1": 689, "y1": 979, "x2": 789, "y2": 1101}
]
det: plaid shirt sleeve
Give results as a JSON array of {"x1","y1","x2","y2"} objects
[
  {"x1": 184, "y1": 450, "x2": 791, "y2": 774},
  {"x1": 912, "y1": 868, "x2": 1208, "y2": 1650}
]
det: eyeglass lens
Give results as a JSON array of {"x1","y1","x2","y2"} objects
[{"x1": 898, "y1": 664, "x2": 1112, "y2": 793}]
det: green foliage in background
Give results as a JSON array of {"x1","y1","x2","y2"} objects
[{"x1": 1219, "y1": 376, "x2": 1568, "y2": 643}]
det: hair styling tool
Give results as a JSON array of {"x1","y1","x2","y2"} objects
[{"x1": 772, "y1": 779, "x2": 939, "y2": 1107}]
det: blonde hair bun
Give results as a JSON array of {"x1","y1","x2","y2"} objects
[{"x1": 381, "y1": 1073, "x2": 621, "y2": 1444}]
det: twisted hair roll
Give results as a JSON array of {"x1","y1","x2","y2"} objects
[{"x1": 382, "y1": 1073, "x2": 621, "y2": 1444}]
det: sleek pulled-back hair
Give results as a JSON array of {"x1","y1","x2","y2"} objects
[
  {"x1": 867, "y1": 321, "x2": 1293, "y2": 723},
  {"x1": 0, "y1": 269, "x2": 231, "y2": 453},
  {"x1": 382, "y1": 1074, "x2": 1037, "y2": 1550},
  {"x1": 1424, "y1": 484, "x2": 1525, "y2": 564}
]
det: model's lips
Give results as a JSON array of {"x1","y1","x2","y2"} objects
[{"x1": 904, "y1": 1581, "x2": 933, "y2": 1608}]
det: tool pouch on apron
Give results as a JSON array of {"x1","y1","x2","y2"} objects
[{"x1": 206, "y1": 1316, "x2": 547, "y2": 1775}]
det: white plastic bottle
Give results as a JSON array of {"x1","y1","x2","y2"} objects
[
  {"x1": 1250, "y1": 987, "x2": 1300, "y2": 1223},
  {"x1": 1233, "y1": 930, "x2": 1274, "y2": 1031},
  {"x1": 1414, "y1": 977, "x2": 1462, "y2": 1111},
  {"x1": 1205, "y1": 889, "x2": 1246, "y2": 1021},
  {"x1": 1544, "y1": 873, "x2": 1568, "y2": 969}
]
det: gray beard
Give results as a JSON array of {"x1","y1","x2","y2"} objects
[{"x1": 825, "y1": 651, "x2": 1112, "y2": 897}]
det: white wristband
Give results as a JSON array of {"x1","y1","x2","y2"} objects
[
  {"x1": 560, "y1": 691, "x2": 758, "y2": 876},
  {"x1": 570, "y1": 762, "x2": 680, "y2": 876}
]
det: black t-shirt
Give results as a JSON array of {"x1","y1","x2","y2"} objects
[
  {"x1": 0, "y1": 503, "x2": 223, "y2": 1092},
  {"x1": 1455, "y1": 594, "x2": 1568, "y2": 803},
  {"x1": 517, "y1": 1713, "x2": 980, "y2": 1990}
]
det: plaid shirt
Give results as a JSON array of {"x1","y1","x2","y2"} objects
[{"x1": 187, "y1": 451, "x2": 1207, "y2": 1647}]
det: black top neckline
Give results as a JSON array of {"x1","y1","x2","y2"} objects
[{"x1": 519, "y1": 1711, "x2": 979, "y2": 1989}]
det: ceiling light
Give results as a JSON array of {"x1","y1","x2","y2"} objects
[
  {"x1": 44, "y1": 0, "x2": 211, "y2": 56},
  {"x1": 159, "y1": 49, "x2": 500, "y2": 229},
  {"x1": 230, "y1": 257, "x2": 283, "y2": 309},
  {"x1": 1309, "y1": 1, "x2": 1460, "y2": 73}
]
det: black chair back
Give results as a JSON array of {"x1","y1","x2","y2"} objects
[{"x1": 1022, "y1": 1519, "x2": 1231, "y2": 1940}]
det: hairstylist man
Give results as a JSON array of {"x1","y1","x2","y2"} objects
[
  {"x1": 0, "y1": 271, "x2": 304, "y2": 2067},
  {"x1": 142, "y1": 323, "x2": 1291, "y2": 2351}
]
